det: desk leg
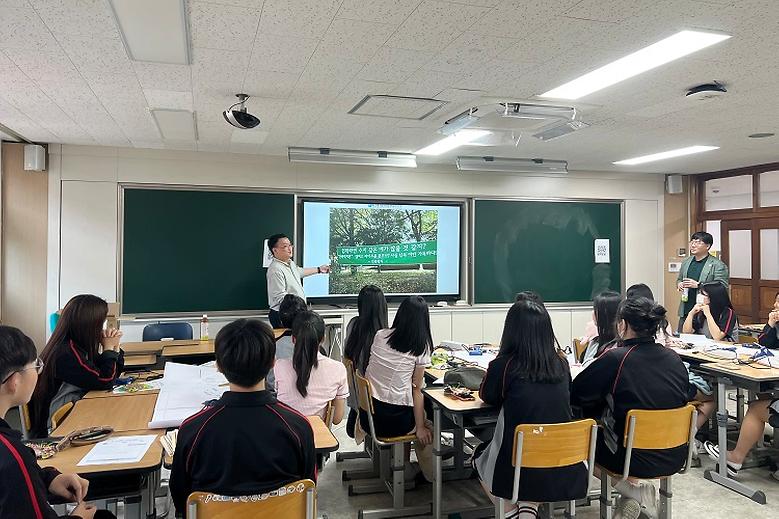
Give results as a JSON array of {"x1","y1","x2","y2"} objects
[
  {"x1": 433, "y1": 404, "x2": 442, "y2": 519},
  {"x1": 142, "y1": 469, "x2": 160, "y2": 519},
  {"x1": 703, "y1": 377, "x2": 767, "y2": 504}
]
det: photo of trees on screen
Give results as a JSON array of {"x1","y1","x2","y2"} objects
[{"x1": 329, "y1": 207, "x2": 439, "y2": 294}]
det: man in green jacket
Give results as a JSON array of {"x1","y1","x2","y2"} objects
[{"x1": 676, "y1": 231, "x2": 730, "y2": 328}]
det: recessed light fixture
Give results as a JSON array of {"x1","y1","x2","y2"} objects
[
  {"x1": 109, "y1": 0, "x2": 190, "y2": 64},
  {"x1": 748, "y1": 132, "x2": 775, "y2": 139},
  {"x1": 288, "y1": 148, "x2": 418, "y2": 168},
  {"x1": 541, "y1": 30, "x2": 731, "y2": 100},
  {"x1": 151, "y1": 109, "x2": 197, "y2": 141},
  {"x1": 613, "y1": 145, "x2": 719, "y2": 165},
  {"x1": 456, "y1": 156, "x2": 568, "y2": 174},
  {"x1": 415, "y1": 129, "x2": 491, "y2": 156}
]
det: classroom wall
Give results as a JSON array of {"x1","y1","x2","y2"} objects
[
  {"x1": 46, "y1": 144, "x2": 666, "y2": 336},
  {"x1": 663, "y1": 176, "x2": 691, "y2": 330},
  {"x1": 1, "y1": 143, "x2": 49, "y2": 348}
]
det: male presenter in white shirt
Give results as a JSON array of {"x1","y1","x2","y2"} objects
[{"x1": 266, "y1": 233, "x2": 330, "y2": 328}]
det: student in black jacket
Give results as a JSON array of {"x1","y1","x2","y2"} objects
[
  {"x1": 30, "y1": 295, "x2": 124, "y2": 438},
  {"x1": 572, "y1": 297, "x2": 689, "y2": 519},
  {"x1": 682, "y1": 282, "x2": 739, "y2": 342},
  {"x1": 0, "y1": 325, "x2": 115, "y2": 519},
  {"x1": 474, "y1": 300, "x2": 588, "y2": 519},
  {"x1": 757, "y1": 291, "x2": 779, "y2": 348},
  {"x1": 169, "y1": 318, "x2": 316, "y2": 517}
]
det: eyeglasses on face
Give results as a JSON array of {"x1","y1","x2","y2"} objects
[{"x1": 1, "y1": 358, "x2": 44, "y2": 384}]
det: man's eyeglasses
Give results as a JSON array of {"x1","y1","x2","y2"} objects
[
  {"x1": 1, "y1": 358, "x2": 44, "y2": 384},
  {"x1": 689, "y1": 239, "x2": 707, "y2": 245}
]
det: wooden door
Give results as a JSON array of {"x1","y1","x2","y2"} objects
[
  {"x1": 721, "y1": 219, "x2": 754, "y2": 323},
  {"x1": 756, "y1": 217, "x2": 779, "y2": 322}
]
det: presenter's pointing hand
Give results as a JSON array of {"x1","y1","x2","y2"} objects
[{"x1": 319, "y1": 264, "x2": 331, "y2": 274}]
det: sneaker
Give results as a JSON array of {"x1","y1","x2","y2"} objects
[
  {"x1": 703, "y1": 441, "x2": 741, "y2": 477},
  {"x1": 638, "y1": 482, "x2": 658, "y2": 519},
  {"x1": 614, "y1": 496, "x2": 641, "y2": 519}
]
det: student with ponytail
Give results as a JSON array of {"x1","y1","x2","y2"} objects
[
  {"x1": 274, "y1": 311, "x2": 349, "y2": 423},
  {"x1": 572, "y1": 297, "x2": 689, "y2": 519}
]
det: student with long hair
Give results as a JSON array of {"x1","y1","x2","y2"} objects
[
  {"x1": 757, "y1": 291, "x2": 779, "y2": 348},
  {"x1": 274, "y1": 311, "x2": 349, "y2": 423},
  {"x1": 579, "y1": 291, "x2": 622, "y2": 363},
  {"x1": 29, "y1": 295, "x2": 124, "y2": 438},
  {"x1": 474, "y1": 300, "x2": 588, "y2": 519},
  {"x1": 265, "y1": 294, "x2": 307, "y2": 395},
  {"x1": 362, "y1": 296, "x2": 434, "y2": 479},
  {"x1": 572, "y1": 298, "x2": 689, "y2": 519},
  {"x1": 682, "y1": 281, "x2": 739, "y2": 341}
]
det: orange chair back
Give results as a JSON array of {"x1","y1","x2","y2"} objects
[
  {"x1": 186, "y1": 479, "x2": 316, "y2": 519},
  {"x1": 624, "y1": 405, "x2": 695, "y2": 450},
  {"x1": 50, "y1": 401, "x2": 74, "y2": 430},
  {"x1": 354, "y1": 372, "x2": 375, "y2": 415},
  {"x1": 512, "y1": 419, "x2": 597, "y2": 468}
]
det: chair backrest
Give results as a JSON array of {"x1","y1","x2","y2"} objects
[
  {"x1": 18, "y1": 404, "x2": 31, "y2": 439},
  {"x1": 573, "y1": 338, "x2": 586, "y2": 362},
  {"x1": 186, "y1": 479, "x2": 316, "y2": 519},
  {"x1": 510, "y1": 419, "x2": 597, "y2": 504},
  {"x1": 49, "y1": 312, "x2": 60, "y2": 333},
  {"x1": 50, "y1": 401, "x2": 74, "y2": 430},
  {"x1": 143, "y1": 322, "x2": 194, "y2": 341},
  {"x1": 622, "y1": 405, "x2": 696, "y2": 478},
  {"x1": 738, "y1": 335, "x2": 757, "y2": 344},
  {"x1": 354, "y1": 372, "x2": 375, "y2": 415},
  {"x1": 324, "y1": 400, "x2": 334, "y2": 429},
  {"x1": 343, "y1": 358, "x2": 357, "y2": 402}
]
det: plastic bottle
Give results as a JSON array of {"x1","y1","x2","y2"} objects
[
  {"x1": 200, "y1": 314, "x2": 209, "y2": 341},
  {"x1": 681, "y1": 288, "x2": 689, "y2": 303}
]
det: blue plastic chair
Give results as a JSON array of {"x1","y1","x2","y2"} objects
[
  {"x1": 142, "y1": 322, "x2": 194, "y2": 341},
  {"x1": 49, "y1": 312, "x2": 60, "y2": 333}
]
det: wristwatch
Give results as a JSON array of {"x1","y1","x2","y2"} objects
[{"x1": 317, "y1": 266, "x2": 321, "y2": 273}]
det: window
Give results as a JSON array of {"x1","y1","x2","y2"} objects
[
  {"x1": 759, "y1": 170, "x2": 779, "y2": 207},
  {"x1": 760, "y1": 228, "x2": 779, "y2": 280},
  {"x1": 704, "y1": 175, "x2": 753, "y2": 211},
  {"x1": 705, "y1": 220, "x2": 721, "y2": 252},
  {"x1": 728, "y1": 229, "x2": 752, "y2": 278}
]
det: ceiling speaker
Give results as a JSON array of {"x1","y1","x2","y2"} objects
[
  {"x1": 24, "y1": 144, "x2": 46, "y2": 172},
  {"x1": 666, "y1": 174, "x2": 683, "y2": 194}
]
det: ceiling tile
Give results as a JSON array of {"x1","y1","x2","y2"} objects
[
  {"x1": 357, "y1": 46, "x2": 433, "y2": 83},
  {"x1": 470, "y1": 0, "x2": 582, "y2": 38},
  {"x1": 0, "y1": 7, "x2": 59, "y2": 49},
  {"x1": 336, "y1": 0, "x2": 422, "y2": 26},
  {"x1": 392, "y1": 68, "x2": 463, "y2": 98},
  {"x1": 143, "y1": 89, "x2": 194, "y2": 110},
  {"x1": 562, "y1": 0, "x2": 651, "y2": 23},
  {"x1": 385, "y1": 0, "x2": 491, "y2": 52},
  {"x1": 28, "y1": 0, "x2": 120, "y2": 39},
  {"x1": 247, "y1": 33, "x2": 318, "y2": 73},
  {"x1": 242, "y1": 69, "x2": 301, "y2": 98},
  {"x1": 317, "y1": 19, "x2": 396, "y2": 63},
  {"x1": 191, "y1": 47, "x2": 250, "y2": 94},
  {"x1": 59, "y1": 36, "x2": 138, "y2": 85},
  {"x1": 0, "y1": 1, "x2": 31, "y2": 6},
  {"x1": 197, "y1": 0, "x2": 264, "y2": 6},
  {"x1": 427, "y1": 32, "x2": 519, "y2": 73},
  {"x1": 258, "y1": 0, "x2": 341, "y2": 39},
  {"x1": 189, "y1": 1, "x2": 261, "y2": 51},
  {"x1": 133, "y1": 62, "x2": 192, "y2": 91}
]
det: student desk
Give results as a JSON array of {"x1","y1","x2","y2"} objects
[
  {"x1": 124, "y1": 354, "x2": 157, "y2": 367},
  {"x1": 52, "y1": 393, "x2": 158, "y2": 436},
  {"x1": 424, "y1": 387, "x2": 495, "y2": 519},
  {"x1": 161, "y1": 341, "x2": 215, "y2": 358},
  {"x1": 741, "y1": 323, "x2": 766, "y2": 337},
  {"x1": 695, "y1": 361, "x2": 779, "y2": 505}
]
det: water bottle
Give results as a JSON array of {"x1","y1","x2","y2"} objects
[
  {"x1": 200, "y1": 314, "x2": 209, "y2": 341},
  {"x1": 681, "y1": 288, "x2": 689, "y2": 303}
]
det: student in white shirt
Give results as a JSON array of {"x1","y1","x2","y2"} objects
[
  {"x1": 362, "y1": 296, "x2": 434, "y2": 480},
  {"x1": 579, "y1": 291, "x2": 622, "y2": 363}
]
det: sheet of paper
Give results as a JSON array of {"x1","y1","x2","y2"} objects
[
  {"x1": 77, "y1": 435, "x2": 157, "y2": 466},
  {"x1": 262, "y1": 239, "x2": 273, "y2": 268},
  {"x1": 678, "y1": 334, "x2": 715, "y2": 348},
  {"x1": 148, "y1": 362, "x2": 228, "y2": 429},
  {"x1": 594, "y1": 239, "x2": 610, "y2": 263}
]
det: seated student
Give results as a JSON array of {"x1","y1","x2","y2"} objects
[
  {"x1": 266, "y1": 294, "x2": 308, "y2": 393},
  {"x1": 704, "y1": 398, "x2": 779, "y2": 481},
  {"x1": 579, "y1": 291, "x2": 622, "y2": 363},
  {"x1": 29, "y1": 295, "x2": 124, "y2": 438},
  {"x1": 362, "y1": 295, "x2": 434, "y2": 480},
  {"x1": 169, "y1": 319, "x2": 316, "y2": 516},
  {"x1": 343, "y1": 285, "x2": 388, "y2": 437},
  {"x1": 474, "y1": 300, "x2": 588, "y2": 519},
  {"x1": 625, "y1": 284, "x2": 715, "y2": 442},
  {"x1": 514, "y1": 290, "x2": 543, "y2": 303},
  {"x1": 0, "y1": 325, "x2": 115, "y2": 519},
  {"x1": 682, "y1": 281, "x2": 739, "y2": 342},
  {"x1": 757, "y1": 291, "x2": 779, "y2": 348},
  {"x1": 274, "y1": 311, "x2": 349, "y2": 423},
  {"x1": 572, "y1": 298, "x2": 689, "y2": 519}
]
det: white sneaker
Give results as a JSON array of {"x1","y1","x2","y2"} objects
[
  {"x1": 703, "y1": 441, "x2": 741, "y2": 477},
  {"x1": 614, "y1": 496, "x2": 641, "y2": 519},
  {"x1": 638, "y1": 482, "x2": 658, "y2": 519}
]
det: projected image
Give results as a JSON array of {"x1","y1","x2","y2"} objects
[
  {"x1": 302, "y1": 200, "x2": 461, "y2": 298},
  {"x1": 329, "y1": 207, "x2": 438, "y2": 294}
]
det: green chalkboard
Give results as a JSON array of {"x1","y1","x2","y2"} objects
[
  {"x1": 122, "y1": 188, "x2": 294, "y2": 314},
  {"x1": 474, "y1": 200, "x2": 622, "y2": 303}
]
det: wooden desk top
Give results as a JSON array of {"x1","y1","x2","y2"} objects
[
  {"x1": 52, "y1": 393, "x2": 158, "y2": 436},
  {"x1": 423, "y1": 387, "x2": 491, "y2": 412},
  {"x1": 307, "y1": 415, "x2": 339, "y2": 453},
  {"x1": 124, "y1": 353, "x2": 157, "y2": 367},
  {"x1": 45, "y1": 430, "x2": 163, "y2": 476},
  {"x1": 162, "y1": 342, "x2": 215, "y2": 357},
  {"x1": 741, "y1": 323, "x2": 766, "y2": 333},
  {"x1": 121, "y1": 339, "x2": 202, "y2": 355},
  {"x1": 696, "y1": 362, "x2": 779, "y2": 382}
]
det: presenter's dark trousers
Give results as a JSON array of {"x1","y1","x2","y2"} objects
[{"x1": 269, "y1": 309, "x2": 282, "y2": 328}]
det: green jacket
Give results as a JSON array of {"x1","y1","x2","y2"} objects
[{"x1": 676, "y1": 255, "x2": 730, "y2": 317}]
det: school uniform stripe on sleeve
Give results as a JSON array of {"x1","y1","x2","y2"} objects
[
  {"x1": 0, "y1": 434, "x2": 44, "y2": 519},
  {"x1": 68, "y1": 341, "x2": 115, "y2": 382},
  {"x1": 186, "y1": 406, "x2": 225, "y2": 473},
  {"x1": 266, "y1": 404, "x2": 303, "y2": 449}
]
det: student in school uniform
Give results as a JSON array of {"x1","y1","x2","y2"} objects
[
  {"x1": 572, "y1": 297, "x2": 689, "y2": 519},
  {"x1": 274, "y1": 311, "x2": 349, "y2": 423},
  {"x1": 579, "y1": 291, "x2": 622, "y2": 363},
  {"x1": 474, "y1": 300, "x2": 589, "y2": 519},
  {"x1": 266, "y1": 294, "x2": 308, "y2": 394},
  {"x1": 342, "y1": 285, "x2": 388, "y2": 438},
  {"x1": 361, "y1": 295, "x2": 434, "y2": 480},
  {"x1": 682, "y1": 281, "x2": 739, "y2": 342},
  {"x1": 0, "y1": 325, "x2": 115, "y2": 519},
  {"x1": 757, "y1": 291, "x2": 779, "y2": 348},
  {"x1": 169, "y1": 319, "x2": 316, "y2": 516},
  {"x1": 29, "y1": 295, "x2": 124, "y2": 438}
]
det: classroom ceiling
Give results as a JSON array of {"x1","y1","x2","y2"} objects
[{"x1": 0, "y1": 0, "x2": 778, "y2": 174}]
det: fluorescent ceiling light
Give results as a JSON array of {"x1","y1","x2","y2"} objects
[
  {"x1": 498, "y1": 103, "x2": 575, "y2": 121},
  {"x1": 541, "y1": 30, "x2": 731, "y2": 100},
  {"x1": 533, "y1": 120, "x2": 590, "y2": 141},
  {"x1": 288, "y1": 148, "x2": 417, "y2": 168},
  {"x1": 151, "y1": 110, "x2": 197, "y2": 141},
  {"x1": 456, "y1": 156, "x2": 568, "y2": 174},
  {"x1": 613, "y1": 145, "x2": 719, "y2": 165},
  {"x1": 439, "y1": 107, "x2": 480, "y2": 136},
  {"x1": 416, "y1": 129, "x2": 491, "y2": 156},
  {"x1": 109, "y1": 0, "x2": 190, "y2": 64}
]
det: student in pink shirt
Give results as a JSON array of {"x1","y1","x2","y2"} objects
[{"x1": 274, "y1": 311, "x2": 349, "y2": 423}]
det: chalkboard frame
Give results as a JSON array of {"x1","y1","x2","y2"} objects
[
  {"x1": 117, "y1": 183, "x2": 297, "y2": 317},
  {"x1": 469, "y1": 197, "x2": 625, "y2": 305}
]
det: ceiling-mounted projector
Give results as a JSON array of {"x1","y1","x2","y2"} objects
[{"x1": 223, "y1": 93, "x2": 260, "y2": 129}]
